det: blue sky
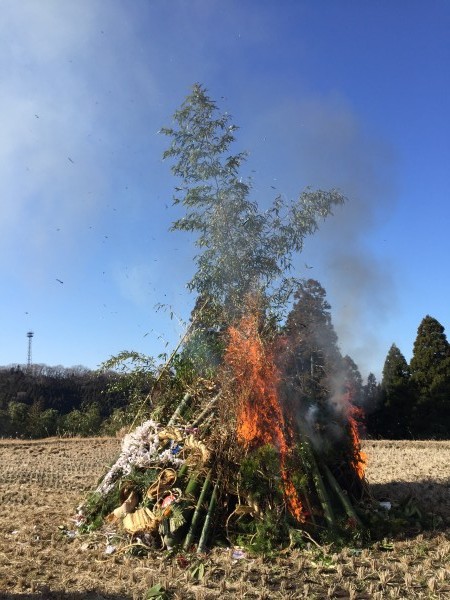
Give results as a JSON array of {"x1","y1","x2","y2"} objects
[{"x1": 1, "y1": 0, "x2": 449, "y2": 380}]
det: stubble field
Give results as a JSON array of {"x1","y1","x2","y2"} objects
[{"x1": 0, "y1": 437, "x2": 448, "y2": 599}]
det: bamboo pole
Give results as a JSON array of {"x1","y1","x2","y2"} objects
[
  {"x1": 127, "y1": 298, "x2": 209, "y2": 432},
  {"x1": 323, "y1": 465, "x2": 363, "y2": 527},
  {"x1": 190, "y1": 391, "x2": 222, "y2": 428},
  {"x1": 183, "y1": 471, "x2": 212, "y2": 551},
  {"x1": 197, "y1": 480, "x2": 219, "y2": 554},
  {"x1": 302, "y1": 441, "x2": 336, "y2": 530},
  {"x1": 167, "y1": 392, "x2": 192, "y2": 426},
  {"x1": 296, "y1": 417, "x2": 336, "y2": 530},
  {"x1": 184, "y1": 472, "x2": 200, "y2": 499}
]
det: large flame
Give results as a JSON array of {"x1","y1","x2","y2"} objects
[
  {"x1": 225, "y1": 312, "x2": 304, "y2": 522},
  {"x1": 340, "y1": 387, "x2": 367, "y2": 479}
]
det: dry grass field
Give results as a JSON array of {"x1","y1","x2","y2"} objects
[{"x1": 0, "y1": 437, "x2": 448, "y2": 599}]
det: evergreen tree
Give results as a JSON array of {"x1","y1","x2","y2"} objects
[
  {"x1": 363, "y1": 372, "x2": 383, "y2": 437},
  {"x1": 363, "y1": 372, "x2": 379, "y2": 407},
  {"x1": 282, "y1": 279, "x2": 343, "y2": 402},
  {"x1": 161, "y1": 84, "x2": 345, "y2": 325},
  {"x1": 342, "y1": 355, "x2": 363, "y2": 407},
  {"x1": 379, "y1": 344, "x2": 412, "y2": 438},
  {"x1": 409, "y1": 315, "x2": 450, "y2": 437}
]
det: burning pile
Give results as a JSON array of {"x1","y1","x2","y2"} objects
[{"x1": 77, "y1": 307, "x2": 369, "y2": 555}]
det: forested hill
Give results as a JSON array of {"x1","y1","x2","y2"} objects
[{"x1": 0, "y1": 364, "x2": 134, "y2": 438}]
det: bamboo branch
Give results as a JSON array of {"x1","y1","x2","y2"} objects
[{"x1": 127, "y1": 298, "x2": 209, "y2": 432}]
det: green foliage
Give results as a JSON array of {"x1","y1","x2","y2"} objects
[
  {"x1": 126, "y1": 466, "x2": 160, "y2": 498},
  {"x1": 238, "y1": 445, "x2": 284, "y2": 507},
  {"x1": 79, "y1": 488, "x2": 121, "y2": 532},
  {"x1": 342, "y1": 355, "x2": 363, "y2": 407},
  {"x1": 409, "y1": 315, "x2": 450, "y2": 436},
  {"x1": 175, "y1": 329, "x2": 224, "y2": 381},
  {"x1": 162, "y1": 83, "x2": 345, "y2": 325},
  {"x1": 101, "y1": 351, "x2": 156, "y2": 404},
  {"x1": 0, "y1": 364, "x2": 125, "y2": 438},
  {"x1": 377, "y1": 344, "x2": 412, "y2": 438},
  {"x1": 282, "y1": 279, "x2": 343, "y2": 403},
  {"x1": 236, "y1": 509, "x2": 291, "y2": 556},
  {"x1": 60, "y1": 404, "x2": 102, "y2": 437},
  {"x1": 145, "y1": 583, "x2": 169, "y2": 600}
]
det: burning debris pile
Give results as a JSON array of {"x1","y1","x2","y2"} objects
[
  {"x1": 77, "y1": 85, "x2": 371, "y2": 554},
  {"x1": 77, "y1": 310, "x2": 369, "y2": 555}
]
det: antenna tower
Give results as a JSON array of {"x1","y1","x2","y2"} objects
[{"x1": 27, "y1": 331, "x2": 34, "y2": 370}]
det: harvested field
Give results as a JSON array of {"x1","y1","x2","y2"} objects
[{"x1": 0, "y1": 437, "x2": 448, "y2": 599}]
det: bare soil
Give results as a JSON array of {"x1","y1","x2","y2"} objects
[{"x1": 0, "y1": 437, "x2": 448, "y2": 599}]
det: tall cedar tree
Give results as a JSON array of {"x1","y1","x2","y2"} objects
[
  {"x1": 409, "y1": 315, "x2": 450, "y2": 437},
  {"x1": 282, "y1": 279, "x2": 343, "y2": 403},
  {"x1": 342, "y1": 355, "x2": 364, "y2": 407},
  {"x1": 363, "y1": 372, "x2": 382, "y2": 436},
  {"x1": 379, "y1": 343, "x2": 412, "y2": 438},
  {"x1": 279, "y1": 279, "x2": 355, "y2": 457},
  {"x1": 161, "y1": 84, "x2": 345, "y2": 326},
  {"x1": 363, "y1": 372, "x2": 379, "y2": 408}
]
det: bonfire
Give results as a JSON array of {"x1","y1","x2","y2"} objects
[
  {"x1": 77, "y1": 85, "x2": 371, "y2": 554},
  {"x1": 77, "y1": 307, "x2": 369, "y2": 555}
]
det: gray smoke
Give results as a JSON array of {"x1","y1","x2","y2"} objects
[{"x1": 246, "y1": 92, "x2": 398, "y2": 379}]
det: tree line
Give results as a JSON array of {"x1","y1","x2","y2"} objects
[
  {"x1": 1, "y1": 286, "x2": 448, "y2": 439},
  {"x1": 367, "y1": 315, "x2": 450, "y2": 439},
  {"x1": 0, "y1": 360, "x2": 153, "y2": 438},
  {"x1": 3, "y1": 85, "x2": 448, "y2": 440}
]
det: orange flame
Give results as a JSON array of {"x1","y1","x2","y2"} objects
[
  {"x1": 225, "y1": 313, "x2": 304, "y2": 522},
  {"x1": 340, "y1": 387, "x2": 367, "y2": 479}
]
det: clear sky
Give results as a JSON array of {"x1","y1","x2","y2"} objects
[{"x1": 1, "y1": 0, "x2": 449, "y2": 380}]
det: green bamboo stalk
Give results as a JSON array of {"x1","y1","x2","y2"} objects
[
  {"x1": 323, "y1": 465, "x2": 362, "y2": 527},
  {"x1": 183, "y1": 471, "x2": 212, "y2": 551},
  {"x1": 197, "y1": 481, "x2": 219, "y2": 554},
  {"x1": 190, "y1": 391, "x2": 222, "y2": 428},
  {"x1": 184, "y1": 472, "x2": 200, "y2": 499},
  {"x1": 176, "y1": 463, "x2": 189, "y2": 482},
  {"x1": 296, "y1": 416, "x2": 336, "y2": 530},
  {"x1": 167, "y1": 392, "x2": 192, "y2": 426},
  {"x1": 304, "y1": 442, "x2": 336, "y2": 530}
]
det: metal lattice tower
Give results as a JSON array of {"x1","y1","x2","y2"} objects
[{"x1": 27, "y1": 331, "x2": 34, "y2": 370}]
